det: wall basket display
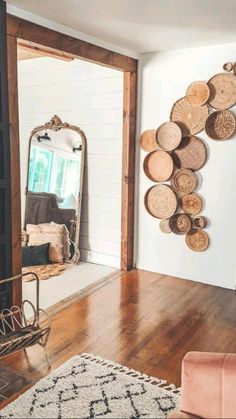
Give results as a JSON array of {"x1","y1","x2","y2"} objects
[{"x1": 140, "y1": 61, "x2": 236, "y2": 252}]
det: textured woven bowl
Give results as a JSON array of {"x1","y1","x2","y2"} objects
[
  {"x1": 172, "y1": 136, "x2": 207, "y2": 171},
  {"x1": 145, "y1": 184, "x2": 178, "y2": 219},
  {"x1": 169, "y1": 213, "x2": 192, "y2": 235},
  {"x1": 205, "y1": 110, "x2": 236, "y2": 140},
  {"x1": 180, "y1": 193, "x2": 203, "y2": 216},
  {"x1": 186, "y1": 81, "x2": 210, "y2": 106},
  {"x1": 143, "y1": 150, "x2": 174, "y2": 182},
  {"x1": 140, "y1": 129, "x2": 158, "y2": 152},
  {"x1": 208, "y1": 73, "x2": 236, "y2": 110},
  {"x1": 170, "y1": 97, "x2": 208, "y2": 136},
  {"x1": 186, "y1": 229, "x2": 209, "y2": 252},
  {"x1": 171, "y1": 169, "x2": 197, "y2": 195},
  {"x1": 156, "y1": 121, "x2": 182, "y2": 151}
]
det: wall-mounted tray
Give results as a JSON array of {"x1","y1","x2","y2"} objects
[
  {"x1": 170, "y1": 97, "x2": 208, "y2": 136},
  {"x1": 159, "y1": 219, "x2": 171, "y2": 234},
  {"x1": 186, "y1": 229, "x2": 209, "y2": 251},
  {"x1": 208, "y1": 73, "x2": 236, "y2": 110},
  {"x1": 140, "y1": 129, "x2": 158, "y2": 152},
  {"x1": 145, "y1": 184, "x2": 178, "y2": 219},
  {"x1": 180, "y1": 193, "x2": 203, "y2": 215},
  {"x1": 169, "y1": 213, "x2": 192, "y2": 235},
  {"x1": 193, "y1": 215, "x2": 208, "y2": 229},
  {"x1": 186, "y1": 81, "x2": 210, "y2": 106},
  {"x1": 143, "y1": 150, "x2": 174, "y2": 182},
  {"x1": 156, "y1": 121, "x2": 182, "y2": 151},
  {"x1": 205, "y1": 110, "x2": 236, "y2": 140},
  {"x1": 172, "y1": 136, "x2": 207, "y2": 171},
  {"x1": 171, "y1": 169, "x2": 197, "y2": 195}
]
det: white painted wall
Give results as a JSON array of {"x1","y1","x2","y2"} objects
[
  {"x1": 136, "y1": 42, "x2": 236, "y2": 290},
  {"x1": 18, "y1": 57, "x2": 123, "y2": 268}
]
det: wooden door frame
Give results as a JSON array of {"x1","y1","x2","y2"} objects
[{"x1": 6, "y1": 14, "x2": 137, "y2": 305}]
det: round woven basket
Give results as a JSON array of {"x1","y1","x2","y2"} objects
[
  {"x1": 145, "y1": 184, "x2": 178, "y2": 219},
  {"x1": 156, "y1": 121, "x2": 182, "y2": 151},
  {"x1": 208, "y1": 73, "x2": 236, "y2": 110},
  {"x1": 172, "y1": 136, "x2": 207, "y2": 171},
  {"x1": 143, "y1": 150, "x2": 174, "y2": 182},
  {"x1": 205, "y1": 110, "x2": 236, "y2": 140},
  {"x1": 169, "y1": 213, "x2": 192, "y2": 235},
  {"x1": 223, "y1": 62, "x2": 233, "y2": 72},
  {"x1": 180, "y1": 193, "x2": 203, "y2": 215},
  {"x1": 185, "y1": 229, "x2": 209, "y2": 252},
  {"x1": 140, "y1": 129, "x2": 158, "y2": 152},
  {"x1": 159, "y1": 219, "x2": 171, "y2": 234},
  {"x1": 193, "y1": 215, "x2": 207, "y2": 229},
  {"x1": 171, "y1": 169, "x2": 197, "y2": 195},
  {"x1": 186, "y1": 81, "x2": 210, "y2": 106},
  {"x1": 170, "y1": 97, "x2": 208, "y2": 136}
]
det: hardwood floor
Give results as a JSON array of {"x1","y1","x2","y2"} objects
[{"x1": 0, "y1": 268, "x2": 235, "y2": 407}]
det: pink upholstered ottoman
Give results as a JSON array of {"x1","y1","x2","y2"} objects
[{"x1": 168, "y1": 352, "x2": 236, "y2": 419}]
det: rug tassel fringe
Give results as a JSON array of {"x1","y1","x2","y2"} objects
[{"x1": 80, "y1": 353, "x2": 181, "y2": 395}]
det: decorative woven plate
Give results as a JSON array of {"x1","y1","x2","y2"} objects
[
  {"x1": 193, "y1": 216, "x2": 207, "y2": 229},
  {"x1": 145, "y1": 184, "x2": 178, "y2": 219},
  {"x1": 186, "y1": 229, "x2": 209, "y2": 252},
  {"x1": 205, "y1": 110, "x2": 236, "y2": 140},
  {"x1": 171, "y1": 169, "x2": 197, "y2": 195},
  {"x1": 169, "y1": 213, "x2": 192, "y2": 235},
  {"x1": 156, "y1": 121, "x2": 182, "y2": 151},
  {"x1": 208, "y1": 73, "x2": 236, "y2": 110},
  {"x1": 223, "y1": 62, "x2": 233, "y2": 72},
  {"x1": 140, "y1": 129, "x2": 158, "y2": 152},
  {"x1": 159, "y1": 219, "x2": 171, "y2": 234},
  {"x1": 186, "y1": 81, "x2": 210, "y2": 106},
  {"x1": 180, "y1": 193, "x2": 203, "y2": 216},
  {"x1": 172, "y1": 136, "x2": 207, "y2": 171},
  {"x1": 170, "y1": 97, "x2": 208, "y2": 136},
  {"x1": 143, "y1": 150, "x2": 174, "y2": 182}
]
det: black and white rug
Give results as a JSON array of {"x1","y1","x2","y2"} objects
[{"x1": 0, "y1": 353, "x2": 180, "y2": 418}]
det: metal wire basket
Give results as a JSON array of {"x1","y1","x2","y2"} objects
[{"x1": 0, "y1": 273, "x2": 51, "y2": 368}]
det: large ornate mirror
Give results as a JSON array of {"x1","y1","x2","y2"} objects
[{"x1": 24, "y1": 115, "x2": 86, "y2": 262}]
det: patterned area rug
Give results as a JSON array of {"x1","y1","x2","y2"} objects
[{"x1": 0, "y1": 354, "x2": 180, "y2": 418}]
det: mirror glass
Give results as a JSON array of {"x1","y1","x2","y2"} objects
[{"x1": 24, "y1": 116, "x2": 86, "y2": 261}]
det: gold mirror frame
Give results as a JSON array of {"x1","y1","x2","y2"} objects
[{"x1": 25, "y1": 115, "x2": 86, "y2": 263}]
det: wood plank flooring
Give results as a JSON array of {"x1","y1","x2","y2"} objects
[{"x1": 0, "y1": 269, "x2": 235, "y2": 408}]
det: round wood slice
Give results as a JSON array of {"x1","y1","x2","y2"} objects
[
  {"x1": 145, "y1": 184, "x2": 178, "y2": 219},
  {"x1": 156, "y1": 121, "x2": 182, "y2": 151},
  {"x1": 186, "y1": 229, "x2": 209, "y2": 251},
  {"x1": 170, "y1": 97, "x2": 208, "y2": 136},
  {"x1": 143, "y1": 150, "x2": 174, "y2": 182},
  {"x1": 208, "y1": 73, "x2": 236, "y2": 110},
  {"x1": 180, "y1": 193, "x2": 203, "y2": 215},
  {"x1": 172, "y1": 136, "x2": 207, "y2": 171},
  {"x1": 169, "y1": 213, "x2": 192, "y2": 235},
  {"x1": 205, "y1": 110, "x2": 236, "y2": 140},
  {"x1": 159, "y1": 219, "x2": 171, "y2": 234},
  {"x1": 193, "y1": 216, "x2": 207, "y2": 229},
  {"x1": 171, "y1": 169, "x2": 197, "y2": 195},
  {"x1": 140, "y1": 129, "x2": 158, "y2": 152},
  {"x1": 186, "y1": 81, "x2": 210, "y2": 106}
]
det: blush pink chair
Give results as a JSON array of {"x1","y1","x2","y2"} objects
[{"x1": 168, "y1": 351, "x2": 236, "y2": 419}]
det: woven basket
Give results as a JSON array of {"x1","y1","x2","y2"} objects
[
  {"x1": 140, "y1": 129, "x2": 158, "y2": 152},
  {"x1": 159, "y1": 219, "x2": 171, "y2": 234},
  {"x1": 171, "y1": 169, "x2": 197, "y2": 195},
  {"x1": 180, "y1": 193, "x2": 203, "y2": 216},
  {"x1": 169, "y1": 213, "x2": 192, "y2": 235},
  {"x1": 205, "y1": 110, "x2": 236, "y2": 141},
  {"x1": 193, "y1": 215, "x2": 207, "y2": 229},
  {"x1": 145, "y1": 184, "x2": 178, "y2": 219},
  {"x1": 186, "y1": 229, "x2": 209, "y2": 252},
  {"x1": 186, "y1": 81, "x2": 210, "y2": 106},
  {"x1": 170, "y1": 97, "x2": 208, "y2": 136},
  {"x1": 208, "y1": 73, "x2": 236, "y2": 110},
  {"x1": 172, "y1": 136, "x2": 207, "y2": 171},
  {"x1": 156, "y1": 121, "x2": 182, "y2": 151},
  {"x1": 143, "y1": 150, "x2": 174, "y2": 182}
]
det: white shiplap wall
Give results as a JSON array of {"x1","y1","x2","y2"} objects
[{"x1": 18, "y1": 57, "x2": 123, "y2": 268}]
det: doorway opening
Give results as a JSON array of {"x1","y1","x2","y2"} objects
[{"x1": 17, "y1": 42, "x2": 124, "y2": 313}]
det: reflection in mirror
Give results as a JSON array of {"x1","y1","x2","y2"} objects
[{"x1": 24, "y1": 115, "x2": 86, "y2": 263}]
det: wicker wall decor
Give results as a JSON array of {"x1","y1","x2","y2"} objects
[
  {"x1": 208, "y1": 73, "x2": 236, "y2": 110},
  {"x1": 170, "y1": 97, "x2": 208, "y2": 136},
  {"x1": 186, "y1": 81, "x2": 210, "y2": 106},
  {"x1": 143, "y1": 150, "x2": 174, "y2": 182},
  {"x1": 140, "y1": 129, "x2": 158, "y2": 152},
  {"x1": 205, "y1": 110, "x2": 236, "y2": 140},
  {"x1": 156, "y1": 121, "x2": 182, "y2": 151},
  {"x1": 140, "y1": 61, "x2": 236, "y2": 252},
  {"x1": 145, "y1": 184, "x2": 178, "y2": 219},
  {"x1": 172, "y1": 136, "x2": 207, "y2": 171}
]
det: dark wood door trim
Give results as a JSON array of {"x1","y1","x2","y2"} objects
[
  {"x1": 7, "y1": 14, "x2": 137, "y2": 72},
  {"x1": 6, "y1": 14, "x2": 137, "y2": 301}
]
